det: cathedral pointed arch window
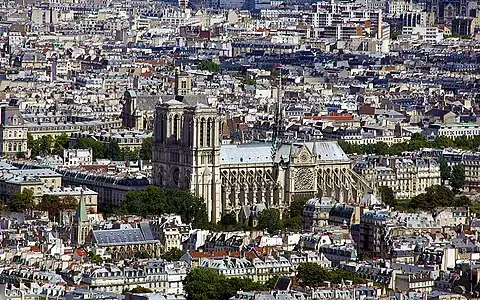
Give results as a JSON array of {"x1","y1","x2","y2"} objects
[
  {"x1": 159, "y1": 114, "x2": 165, "y2": 143},
  {"x1": 173, "y1": 114, "x2": 179, "y2": 141},
  {"x1": 207, "y1": 118, "x2": 212, "y2": 147},
  {"x1": 200, "y1": 118, "x2": 205, "y2": 147}
]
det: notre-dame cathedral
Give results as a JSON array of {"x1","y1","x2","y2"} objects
[{"x1": 152, "y1": 100, "x2": 372, "y2": 222}]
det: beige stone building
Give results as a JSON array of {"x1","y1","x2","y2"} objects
[
  {"x1": 0, "y1": 106, "x2": 28, "y2": 157},
  {"x1": 152, "y1": 101, "x2": 372, "y2": 222},
  {"x1": 354, "y1": 156, "x2": 441, "y2": 199}
]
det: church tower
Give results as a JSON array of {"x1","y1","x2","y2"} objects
[
  {"x1": 72, "y1": 194, "x2": 91, "y2": 246},
  {"x1": 152, "y1": 100, "x2": 222, "y2": 222}
]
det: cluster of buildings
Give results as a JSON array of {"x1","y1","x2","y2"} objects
[{"x1": 1, "y1": 0, "x2": 480, "y2": 298}]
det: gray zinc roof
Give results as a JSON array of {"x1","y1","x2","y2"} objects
[{"x1": 93, "y1": 226, "x2": 158, "y2": 247}]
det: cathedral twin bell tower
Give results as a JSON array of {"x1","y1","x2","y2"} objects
[{"x1": 152, "y1": 98, "x2": 222, "y2": 222}]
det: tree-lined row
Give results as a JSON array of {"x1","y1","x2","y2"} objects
[
  {"x1": 338, "y1": 133, "x2": 480, "y2": 156},
  {"x1": 379, "y1": 185, "x2": 471, "y2": 211},
  {"x1": 28, "y1": 134, "x2": 153, "y2": 161},
  {"x1": 8, "y1": 189, "x2": 78, "y2": 220},
  {"x1": 182, "y1": 263, "x2": 364, "y2": 300}
]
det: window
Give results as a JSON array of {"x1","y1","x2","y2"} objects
[
  {"x1": 206, "y1": 119, "x2": 211, "y2": 147},
  {"x1": 200, "y1": 118, "x2": 205, "y2": 147}
]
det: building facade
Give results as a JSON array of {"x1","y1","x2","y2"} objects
[
  {"x1": 354, "y1": 157, "x2": 441, "y2": 199},
  {"x1": 152, "y1": 101, "x2": 372, "y2": 222}
]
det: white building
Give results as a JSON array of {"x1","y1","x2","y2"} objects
[
  {"x1": 401, "y1": 27, "x2": 444, "y2": 43},
  {"x1": 150, "y1": 215, "x2": 192, "y2": 251},
  {"x1": 82, "y1": 261, "x2": 187, "y2": 295},
  {"x1": 63, "y1": 149, "x2": 93, "y2": 167}
]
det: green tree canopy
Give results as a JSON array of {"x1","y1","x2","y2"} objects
[
  {"x1": 161, "y1": 248, "x2": 183, "y2": 261},
  {"x1": 454, "y1": 195, "x2": 471, "y2": 207},
  {"x1": 183, "y1": 268, "x2": 266, "y2": 300},
  {"x1": 338, "y1": 134, "x2": 480, "y2": 156},
  {"x1": 39, "y1": 135, "x2": 54, "y2": 155},
  {"x1": 53, "y1": 133, "x2": 69, "y2": 156},
  {"x1": 450, "y1": 165, "x2": 466, "y2": 194},
  {"x1": 183, "y1": 268, "x2": 226, "y2": 300},
  {"x1": 28, "y1": 134, "x2": 41, "y2": 157},
  {"x1": 37, "y1": 194, "x2": 78, "y2": 220},
  {"x1": 199, "y1": 60, "x2": 220, "y2": 73},
  {"x1": 75, "y1": 137, "x2": 105, "y2": 160},
  {"x1": 9, "y1": 189, "x2": 35, "y2": 212},
  {"x1": 139, "y1": 137, "x2": 153, "y2": 161},
  {"x1": 105, "y1": 140, "x2": 121, "y2": 161},
  {"x1": 378, "y1": 186, "x2": 396, "y2": 207},
  {"x1": 409, "y1": 185, "x2": 454, "y2": 210},
  {"x1": 439, "y1": 158, "x2": 451, "y2": 184},
  {"x1": 119, "y1": 186, "x2": 209, "y2": 228},
  {"x1": 257, "y1": 209, "x2": 282, "y2": 234},
  {"x1": 296, "y1": 263, "x2": 363, "y2": 288}
]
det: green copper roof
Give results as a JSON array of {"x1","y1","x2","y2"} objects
[{"x1": 75, "y1": 196, "x2": 89, "y2": 222}]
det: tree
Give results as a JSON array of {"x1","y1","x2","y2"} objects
[
  {"x1": 265, "y1": 275, "x2": 279, "y2": 289},
  {"x1": 283, "y1": 216, "x2": 301, "y2": 232},
  {"x1": 257, "y1": 209, "x2": 282, "y2": 234},
  {"x1": 39, "y1": 135, "x2": 54, "y2": 155},
  {"x1": 289, "y1": 197, "x2": 308, "y2": 219},
  {"x1": 119, "y1": 187, "x2": 209, "y2": 229},
  {"x1": 88, "y1": 251, "x2": 103, "y2": 263},
  {"x1": 76, "y1": 137, "x2": 105, "y2": 160},
  {"x1": 38, "y1": 194, "x2": 78, "y2": 220},
  {"x1": 61, "y1": 195, "x2": 78, "y2": 210},
  {"x1": 183, "y1": 268, "x2": 266, "y2": 300},
  {"x1": 105, "y1": 141, "x2": 121, "y2": 160},
  {"x1": 121, "y1": 147, "x2": 139, "y2": 161},
  {"x1": 409, "y1": 185, "x2": 454, "y2": 210},
  {"x1": 375, "y1": 142, "x2": 389, "y2": 155},
  {"x1": 296, "y1": 263, "x2": 363, "y2": 288},
  {"x1": 183, "y1": 268, "x2": 225, "y2": 300},
  {"x1": 139, "y1": 137, "x2": 153, "y2": 161},
  {"x1": 9, "y1": 189, "x2": 35, "y2": 212},
  {"x1": 37, "y1": 194, "x2": 61, "y2": 220},
  {"x1": 439, "y1": 158, "x2": 451, "y2": 185},
  {"x1": 454, "y1": 195, "x2": 471, "y2": 207},
  {"x1": 161, "y1": 248, "x2": 183, "y2": 261},
  {"x1": 28, "y1": 134, "x2": 41, "y2": 157},
  {"x1": 409, "y1": 133, "x2": 428, "y2": 149},
  {"x1": 378, "y1": 186, "x2": 396, "y2": 207},
  {"x1": 433, "y1": 136, "x2": 455, "y2": 148},
  {"x1": 296, "y1": 262, "x2": 331, "y2": 287},
  {"x1": 450, "y1": 165, "x2": 465, "y2": 194},
  {"x1": 242, "y1": 76, "x2": 256, "y2": 85},
  {"x1": 135, "y1": 251, "x2": 151, "y2": 259},
  {"x1": 199, "y1": 60, "x2": 220, "y2": 73},
  {"x1": 54, "y1": 133, "x2": 70, "y2": 156}
]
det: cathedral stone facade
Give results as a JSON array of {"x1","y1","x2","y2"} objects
[{"x1": 152, "y1": 101, "x2": 372, "y2": 222}]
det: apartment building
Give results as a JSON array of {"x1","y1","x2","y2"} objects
[
  {"x1": 82, "y1": 261, "x2": 187, "y2": 295},
  {"x1": 354, "y1": 156, "x2": 441, "y2": 199}
]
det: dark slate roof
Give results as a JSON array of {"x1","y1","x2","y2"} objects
[
  {"x1": 425, "y1": 108, "x2": 451, "y2": 117},
  {"x1": 92, "y1": 224, "x2": 158, "y2": 246},
  {"x1": 274, "y1": 277, "x2": 291, "y2": 291},
  {"x1": 139, "y1": 222, "x2": 155, "y2": 241}
]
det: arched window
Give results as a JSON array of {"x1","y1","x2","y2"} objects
[
  {"x1": 206, "y1": 118, "x2": 211, "y2": 147},
  {"x1": 188, "y1": 119, "x2": 193, "y2": 147},
  {"x1": 200, "y1": 118, "x2": 205, "y2": 147},
  {"x1": 173, "y1": 115, "x2": 179, "y2": 140},
  {"x1": 162, "y1": 114, "x2": 167, "y2": 143}
]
